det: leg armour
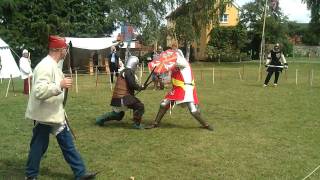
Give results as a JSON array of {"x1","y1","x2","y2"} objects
[
  {"x1": 95, "y1": 111, "x2": 125, "y2": 126},
  {"x1": 187, "y1": 103, "x2": 213, "y2": 131},
  {"x1": 154, "y1": 99, "x2": 171, "y2": 126},
  {"x1": 146, "y1": 99, "x2": 170, "y2": 129}
]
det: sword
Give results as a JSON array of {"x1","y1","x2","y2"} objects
[
  {"x1": 63, "y1": 45, "x2": 76, "y2": 140},
  {"x1": 266, "y1": 65, "x2": 284, "y2": 68},
  {"x1": 135, "y1": 66, "x2": 156, "y2": 95}
]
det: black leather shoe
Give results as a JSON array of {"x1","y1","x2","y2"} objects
[
  {"x1": 79, "y1": 172, "x2": 98, "y2": 180},
  {"x1": 145, "y1": 123, "x2": 159, "y2": 129},
  {"x1": 203, "y1": 124, "x2": 214, "y2": 131},
  {"x1": 25, "y1": 177, "x2": 37, "y2": 180}
]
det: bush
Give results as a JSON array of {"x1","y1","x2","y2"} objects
[{"x1": 207, "y1": 46, "x2": 250, "y2": 62}]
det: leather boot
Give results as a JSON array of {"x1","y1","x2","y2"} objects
[
  {"x1": 132, "y1": 116, "x2": 144, "y2": 129},
  {"x1": 191, "y1": 112, "x2": 213, "y2": 131},
  {"x1": 95, "y1": 111, "x2": 124, "y2": 126},
  {"x1": 79, "y1": 172, "x2": 98, "y2": 180}
]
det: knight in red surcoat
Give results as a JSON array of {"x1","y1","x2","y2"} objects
[{"x1": 146, "y1": 42, "x2": 213, "y2": 131}]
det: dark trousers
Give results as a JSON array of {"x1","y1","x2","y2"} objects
[
  {"x1": 25, "y1": 124, "x2": 86, "y2": 179},
  {"x1": 264, "y1": 71, "x2": 280, "y2": 85},
  {"x1": 24, "y1": 78, "x2": 31, "y2": 94},
  {"x1": 109, "y1": 63, "x2": 118, "y2": 83},
  {"x1": 127, "y1": 100, "x2": 145, "y2": 123}
]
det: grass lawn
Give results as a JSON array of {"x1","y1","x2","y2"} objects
[{"x1": 1, "y1": 58, "x2": 320, "y2": 179}]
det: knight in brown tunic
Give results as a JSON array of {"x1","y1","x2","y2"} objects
[{"x1": 95, "y1": 56, "x2": 146, "y2": 129}]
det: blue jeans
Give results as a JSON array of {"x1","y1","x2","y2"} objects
[{"x1": 25, "y1": 123, "x2": 86, "y2": 178}]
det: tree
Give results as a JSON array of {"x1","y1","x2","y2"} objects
[
  {"x1": 0, "y1": 0, "x2": 169, "y2": 64},
  {"x1": 165, "y1": 0, "x2": 227, "y2": 61},
  {"x1": 0, "y1": 0, "x2": 114, "y2": 63},
  {"x1": 208, "y1": 25, "x2": 247, "y2": 50},
  {"x1": 239, "y1": 0, "x2": 290, "y2": 59},
  {"x1": 207, "y1": 25, "x2": 247, "y2": 62},
  {"x1": 301, "y1": 0, "x2": 320, "y2": 45},
  {"x1": 103, "y1": 0, "x2": 168, "y2": 60}
]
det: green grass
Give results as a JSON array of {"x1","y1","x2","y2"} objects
[{"x1": 1, "y1": 58, "x2": 320, "y2": 179}]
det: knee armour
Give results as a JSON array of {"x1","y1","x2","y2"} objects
[{"x1": 160, "y1": 99, "x2": 171, "y2": 109}]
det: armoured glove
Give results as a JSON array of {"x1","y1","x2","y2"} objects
[
  {"x1": 140, "y1": 85, "x2": 147, "y2": 90},
  {"x1": 265, "y1": 64, "x2": 268, "y2": 68},
  {"x1": 284, "y1": 63, "x2": 288, "y2": 69}
]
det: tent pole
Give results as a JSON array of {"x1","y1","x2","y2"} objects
[
  {"x1": 9, "y1": 47, "x2": 21, "y2": 59},
  {"x1": 10, "y1": 74, "x2": 16, "y2": 96},
  {"x1": 75, "y1": 69, "x2": 78, "y2": 94},
  {"x1": 109, "y1": 72, "x2": 113, "y2": 91},
  {"x1": 258, "y1": 0, "x2": 268, "y2": 81},
  {"x1": 95, "y1": 66, "x2": 98, "y2": 87},
  {"x1": 5, "y1": 76, "x2": 11, "y2": 97}
]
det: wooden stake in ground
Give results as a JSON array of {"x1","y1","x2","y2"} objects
[
  {"x1": 310, "y1": 69, "x2": 314, "y2": 87},
  {"x1": 5, "y1": 76, "x2": 11, "y2": 97},
  {"x1": 75, "y1": 69, "x2": 78, "y2": 93},
  {"x1": 6, "y1": 74, "x2": 16, "y2": 97},
  {"x1": 242, "y1": 64, "x2": 245, "y2": 80},
  {"x1": 284, "y1": 69, "x2": 288, "y2": 80},
  {"x1": 295, "y1": 69, "x2": 298, "y2": 85},
  {"x1": 203, "y1": 71, "x2": 206, "y2": 86},
  {"x1": 200, "y1": 70, "x2": 203, "y2": 81},
  {"x1": 238, "y1": 68, "x2": 243, "y2": 81},
  {"x1": 11, "y1": 74, "x2": 16, "y2": 96},
  {"x1": 109, "y1": 72, "x2": 113, "y2": 91},
  {"x1": 212, "y1": 67, "x2": 215, "y2": 85},
  {"x1": 258, "y1": 67, "x2": 263, "y2": 82},
  {"x1": 95, "y1": 66, "x2": 98, "y2": 87},
  {"x1": 139, "y1": 64, "x2": 143, "y2": 84}
]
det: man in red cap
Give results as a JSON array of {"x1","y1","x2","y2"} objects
[{"x1": 24, "y1": 35, "x2": 97, "y2": 180}]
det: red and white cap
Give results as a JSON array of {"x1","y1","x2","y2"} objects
[{"x1": 48, "y1": 35, "x2": 67, "y2": 49}]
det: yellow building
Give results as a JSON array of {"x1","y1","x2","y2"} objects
[{"x1": 166, "y1": 1, "x2": 239, "y2": 60}]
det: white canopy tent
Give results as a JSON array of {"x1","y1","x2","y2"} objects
[
  {"x1": 0, "y1": 38, "x2": 21, "y2": 79},
  {"x1": 63, "y1": 37, "x2": 120, "y2": 73},
  {"x1": 65, "y1": 37, "x2": 118, "y2": 50}
]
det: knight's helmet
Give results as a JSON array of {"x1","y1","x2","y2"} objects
[
  {"x1": 125, "y1": 56, "x2": 139, "y2": 71},
  {"x1": 273, "y1": 43, "x2": 280, "y2": 52}
]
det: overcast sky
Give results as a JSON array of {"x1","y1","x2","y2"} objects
[{"x1": 235, "y1": 0, "x2": 311, "y2": 23}]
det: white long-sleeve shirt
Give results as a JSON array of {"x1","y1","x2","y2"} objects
[
  {"x1": 19, "y1": 57, "x2": 32, "y2": 79},
  {"x1": 25, "y1": 55, "x2": 65, "y2": 124}
]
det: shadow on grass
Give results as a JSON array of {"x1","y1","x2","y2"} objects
[
  {"x1": 0, "y1": 159, "x2": 72, "y2": 179},
  {"x1": 94, "y1": 121, "x2": 203, "y2": 130},
  {"x1": 40, "y1": 167, "x2": 72, "y2": 179},
  {"x1": 0, "y1": 159, "x2": 25, "y2": 179}
]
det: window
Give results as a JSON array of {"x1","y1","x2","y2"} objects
[{"x1": 220, "y1": 14, "x2": 229, "y2": 23}]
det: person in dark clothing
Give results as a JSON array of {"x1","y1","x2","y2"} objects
[
  {"x1": 107, "y1": 46, "x2": 120, "y2": 83},
  {"x1": 96, "y1": 56, "x2": 146, "y2": 129},
  {"x1": 263, "y1": 43, "x2": 288, "y2": 87},
  {"x1": 93, "y1": 51, "x2": 99, "y2": 67}
]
